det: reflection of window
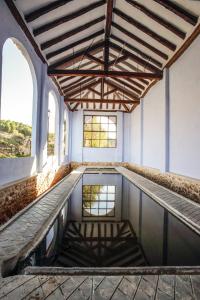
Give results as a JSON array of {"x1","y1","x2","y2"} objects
[
  {"x1": 0, "y1": 38, "x2": 35, "y2": 158},
  {"x1": 83, "y1": 115, "x2": 117, "y2": 148},
  {"x1": 83, "y1": 185, "x2": 116, "y2": 217},
  {"x1": 47, "y1": 92, "x2": 56, "y2": 156}
]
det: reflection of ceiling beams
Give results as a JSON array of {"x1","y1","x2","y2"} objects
[{"x1": 48, "y1": 69, "x2": 163, "y2": 80}]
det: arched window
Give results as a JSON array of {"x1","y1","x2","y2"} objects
[
  {"x1": 0, "y1": 38, "x2": 36, "y2": 158},
  {"x1": 63, "y1": 109, "x2": 69, "y2": 156},
  {"x1": 47, "y1": 91, "x2": 57, "y2": 156}
]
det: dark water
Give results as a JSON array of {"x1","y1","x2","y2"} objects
[{"x1": 18, "y1": 173, "x2": 200, "y2": 270}]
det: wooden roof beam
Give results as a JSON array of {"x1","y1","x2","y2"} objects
[
  {"x1": 104, "y1": 0, "x2": 114, "y2": 72},
  {"x1": 25, "y1": 0, "x2": 74, "y2": 22},
  {"x1": 111, "y1": 34, "x2": 162, "y2": 68},
  {"x1": 110, "y1": 42, "x2": 162, "y2": 73},
  {"x1": 50, "y1": 41, "x2": 104, "y2": 69},
  {"x1": 65, "y1": 99, "x2": 140, "y2": 104},
  {"x1": 113, "y1": 8, "x2": 176, "y2": 51},
  {"x1": 46, "y1": 29, "x2": 104, "y2": 60},
  {"x1": 153, "y1": 0, "x2": 198, "y2": 26},
  {"x1": 48, "y1": 69, "x2": 163, "y2": 79},
  {"x1": 65, "y1": 79, "x2": 101, "y2": 97},
  {"x1": 109, "y1": 55, "x2": 128, "y2": 66},
  {"x1": 86, "y1": 54, "x2": 104, "y2": 66},
  {"x1": 104, "y1": 78, "x2": 140, "y2": 100},
  {"x1": 63, "y1": 77, "x2": 95, "y2": 94},
  {"x1": 111, "y1": 77, "x2": 142, "y2": 95},
  {"x1": 41, "y1": 16, "x2": 105, "y2": 50},
  {"x1": 125, "y1": 0, "x2": 186, "y2": 39},
  {"x1": 112, "y1": 22, "x2": 168, "y2": 60},
  {"x1": 34, "y1": 0, "x2": 106, "y2": 35},
  {"x1": 104, "y1": 88, "x2": 117, "y2": 97}
]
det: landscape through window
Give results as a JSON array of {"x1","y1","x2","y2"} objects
[{"x1": 83, "y1": 115, "x2": 117, "y2": 148}]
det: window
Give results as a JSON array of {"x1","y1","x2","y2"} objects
[
  {"x1": 0, "y1": 38, "x2": 36, "y2": 158},
  {"x1": 82, "y1": 185, "x2": 116, "y2": 217},
  {"x1": 83, "y1": 115, "x2": 117, "y2": 148},
  {"x1": 47, "y1": 92, "x2": 56, "y2": 156}
]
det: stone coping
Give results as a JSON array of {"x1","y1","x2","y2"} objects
[
  {"x1": 117, "y1": 167, "x2": 200, "y2": 235},
  {"x1": 0, "y1": 167, "x2": 86, "y2": 277}
]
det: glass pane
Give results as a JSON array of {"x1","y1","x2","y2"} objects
[
  {"x1": 108, "y1": 132, "x2": 116, "y2": 139},
  {"x1": 101, "y1": 116, "x2": 108, "y2": 124},
  {"x1": 98, "y1": 209, "x2": 107, "y2": 216},
  {"x1": 101, "y1": 123, "x2": 108, "y2": 131},
  {"x1": 92, "y1": 140, "x2": 100, "y2": 147},
  {"x1": 92, "y1": 124, "x2": 101, "y2": 131},
  {"x1": 83, "y1": 201, "x2": 91, "y2": 209},
  {"x1": 100, "y1": 140, "x2": 108, "y2": 148},
  {"x1": 107, "y1": 202, "x2": 115, "y2": 209},
  {"x1": 92, "y1": 132, "x2": 100, "y2": 139},
  {"x1": 85, "y1": 116, "x2": 92, "y2": 123},
  {"x1": 84, "y1": 132, "x2": 92, "y2": 139},
  {"x1": 84, "y1": 123, "x2": 92, "y2": 131},
  {"x1": 99, "y1": 201, "x2": 107, "y2": 209},
  {"x1": 109, "y1": 116, "x2": 116, "y2": 124},
  {"x1": 108, "y1": 194, "x2": 115, "y2": 201},
  {"x1": 100, "y1": 132, "x2": 108, "y2": 139},
  {"x1": 92, "y1": 116, "x2": 101, "y2": 123},
  {"x1": 108, "y1": 186, "x2": 115, "y2": 193},
  {"x1": 108, "y1": 140, "x2": 116, "y2": 148},
  {"x1": 109, "y1": 124, "x2": 116, "y2": 132},
  {"x1": 100, "y1": 186, "x2": 107, "y2": 193},
  {"x1": 91, "y1": 208, "x2": 98, "y2": 215},
  {"x1": 84, "y1": 140, "x2": 92, "y2": 147},
  {"x1": 83, "y1": 185, "x2": 91, "y2": 193},
  {"x1": 99, "y1": 194, "x2": 107, "y2": 201}
]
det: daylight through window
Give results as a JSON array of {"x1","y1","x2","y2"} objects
[{"x1": 83, "y1": 115, "x2": 117, "y2": 148}]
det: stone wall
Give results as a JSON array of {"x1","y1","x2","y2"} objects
[{"x1": 0, "y1": 164, "x2": 71, "y2": 225}]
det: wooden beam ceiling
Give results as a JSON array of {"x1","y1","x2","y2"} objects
[
  {"x1": 48, "y1": 69, "x2": 163, "y2": 80},
  {"x1": 25, "y1": 0, "x2": 74, "y2": 22},
  {"x1": 34, "y1": 0, "x2": 106, "y2": 36},
  {"x1": 153, "y1": 0, "x2": 198, "y2": 26},
  {"x1": 104, "y1": 0, "x2": 114, "y2": 72},
  {"x1": 113, "y1": 8, "x2": 177, "y2": 51},
  {"x1": 125, "y1": 0, "x2": 186, "y2": 39},
  {"x1": 41, "y1": 16, "x2": 105, "y2": 50}
]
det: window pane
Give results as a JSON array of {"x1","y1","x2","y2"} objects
[
  {"x1": 101, "y1": 116, "x2": 108, "y2": 123},
  {"x1": 92, "y1": 124, "x2": 101, "y2": 131},
  {"x1": 92, "y1": 116, "x2": 101, "y2": 123},
  {"x1": 92, "y1": 140, "x2": 99, "y2": 147},
  {"x1": 108, "y1": 140, "x2": 116, "y2": 148},
  {"x1": 84, "y1": 132, "x2": 92, "y2": 139},
  {"x1": 99, "y1": 140, "x2": 108, "y2": 147},
  {"x1": 92, "y1": 132, "x2": 100, "y2": 139},
  {"x1": 84, "y1": 140, "x2": 91, "y2": 147},
  {"x1": 108, "y1": 186, "x2": 115, "y2": 193},
  {"x1": 85, "y1": 116, "x2": 92, "y2": 123},
  {"x1": 109, "y1": 124, "x2": 116, "y2": 132},
  {"x1": 108, "y1": 132, "x2": 116, "y2": 139},
  {"x1": 84, "y1": 123, "x2": 92, "y2": 131},
  {"x1": 109, "y1": 116, "x2": 116, "y2": 124}
]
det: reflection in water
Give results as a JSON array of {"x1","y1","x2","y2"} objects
[
  {"x1": 83, "y1": 185, "x2": 115, "y2": 217},
  {"x1": 17, "y1": 174, "x2": 200, "y2": 271}
]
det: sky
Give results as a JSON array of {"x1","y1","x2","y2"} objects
[
  {"x1": 1, "y1": 39, "x2": 34, "y2": 126},
  {"x1": 1, "y1": 38, "x2": 56, "y2": 132}
]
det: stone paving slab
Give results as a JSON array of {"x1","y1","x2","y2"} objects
[
  {"x1": 117, "y1": 167, "x2": 200, "y2": 235},
  {"x1": 0, "y1": 167, "x2": 85, "y2": 277},
  {"x1": 0, "y1": 273, "x2": 199, "y2": 299}
]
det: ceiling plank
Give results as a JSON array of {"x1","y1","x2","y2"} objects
[
  {"x1": 63, "y1": 77, "x2": 95, "y2": 93},
  {"x1": 114, "y1": 8, "x2": 176, "y2": 51},
  {"x1": 104, "y1": 0, "x2": 114, "y2": 71},
  {"x1": 125, "y1": 0, "x2": 186, "y2": 39},
  {"x1": 50, "y1": 41, "x2": 104, "y2": 68},
  {"x1": 65, "y1": 79, "x2": 101, "y2": 97},
  {"x1": 46, "y1": 29, "x2": 104, "y2": 60},
  {"x1": 112, "y1": 22, "x2": 168, "y2": 60},
  {"x1": 65, "y1": 99, "x2": 140, "y2": 104},
  {"x1": 153, "y1": 0, "x2": 198, "y2": 26},
  {"x1": 109, "y1": 55, "x2": 128, "y2": 66},
  {"x1": 111, "y1": 34, "x2": 162, "y2": 68},
  {"x1": 110, "y1": 42, "x2": 162, "y2": 73},
  {"x1": 25, "y1": 0, "x2": 74, "y2": 22},
  {"x1": 34, "y1": 0, "x2": 106, "y2": 35},
  {"x1": 41, "y1": 16, "x2": 105, "y2": 50},
  {"x1": 48, "y1": 69, "x2": 163, "y2": 79}
]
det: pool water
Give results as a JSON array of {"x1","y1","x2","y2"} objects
[{"x1": 19, "y1": 173, "x2": 200, "y2": 270}]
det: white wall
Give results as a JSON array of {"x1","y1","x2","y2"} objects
[
  {"x1": 0, "y1": 1, "x2": 69, "y2": 186},
  {"x1": 71, "y1": 111, "x2": 123, "y2": 162},
  {"x1": 129, "y1": 34, "x2": 200, "y2": 179},
  {"x1": 169, "y1": 35, "x2": 200, "y2": 179}
]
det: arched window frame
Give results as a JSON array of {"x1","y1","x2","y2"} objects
[{"x1": 0, "y1": 37, "x2": 38, "y2": 158}]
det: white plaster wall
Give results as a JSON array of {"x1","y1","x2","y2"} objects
[
  {"x1": 169, "y1": 35, "x2": 200, "y2": 179},
  {"x1": 0, "y1": 1, "x2": 68, "y2": 185},
  {"x1": 143, "y1": 79, "x2": 166, "y2": 171},
  {"x1": 130, "y1": 105, "x2": 141, "y2": 164},
  {"x1": 71, "y1": 111, "x2": 123, "y2": 162}
]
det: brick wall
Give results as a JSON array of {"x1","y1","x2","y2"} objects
[{"x1": 0, "y1": 164, "x2": 71, "y2": 225}]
